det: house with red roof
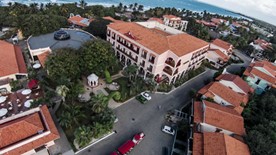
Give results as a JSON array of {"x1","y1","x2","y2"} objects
[
  {"x1": 206, "y1": 39, "x2": 233, "y2": 68},
  {"x1": 216, "y1": 73, "x2": 254, "y2": 95},
  {"x1": 68, "y1": 14, "x2": 93, "y2": 28},
  {"x1": 0, "y1": 40, "x2": 27, "y2": 93},
  {"x1": 211, "y1": 18, "x2": 227, "y2": 25},
  {"x1": 198, "y1": 82, "x2": 249, "y2": 114},
  {"x1": 192, "y1": 132, "x2": 250, "y2": 155},
  {"x1": 0, "y1": 105, "x2": 60, "y2": 155},
  {"x1": 193, "y1": 101, "x2": 246, "y2": 136},
  {"x1": 243, "y1": 60, "x2": 276, "y2": 94},
  {"x1": 249, "y1": 38, "x2": 272, "y2": 51},
  {"x1": 163, "y1": 15, "x2": 188, "y2": 31}
]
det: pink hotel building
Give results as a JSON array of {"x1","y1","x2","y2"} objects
[{"x1": 107, "y1": 21, "x2": 209, "y2": 84}]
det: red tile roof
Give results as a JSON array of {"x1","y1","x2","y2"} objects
[
  {"x1": 216, "y1": 74, "x2": 254, "y2": 94},
  {"x1": 212, "y1": 39, "x2": 232, "y2": 50},
  {"x1": 193, "y1": 133, "x2": 203, "y2": 155},
  {"x1": 147, "y1": 17, "x2": 164, "y2": 24},
  {"x1": 108, "y1": 22, "x2": 209, "y2": 56},
  {"x1": 0, "y1": 105, "x2": 60, "y2": 155},
  {"x1": 204, "y1": 133, "x2": 250, "y2": 155},
  {"x1": 198, "y1": 82, "x2": 249, "y2": 108},
  {"x1": 163, "y1": 15, "x2": 179, "y2": 19},
  {"x1": 68, "y1": 15, "x2": 93, "y2": 27},
  {"x1": 37, "y1": 51, "x2": 50, "y2": 68},
  {"x1": 103, "y1": 16, "x2": 124, "y2": 23},
  {"x1": 209, "y1": 49, "x2": 229, "y2": 62},
  {"x1": 0, "y1": 40, "x2": 27, "y2": 77},
  {"x1": 194, "y1": 101, "x2": 245, "y2": 135},
  {"x1": 243, "y1": 60, "x2": 276, "y2": 86},
  {"x1": 211, "y1": 18, "x2": 226, "y2": 25}
]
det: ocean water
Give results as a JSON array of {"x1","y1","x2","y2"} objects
[{"x1": 1, "y1": 0, "x2": 245, "y2": 18}]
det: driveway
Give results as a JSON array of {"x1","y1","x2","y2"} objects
[
  {"x1": 226, "y1": 49, "x2": 252, "y2": 74},
  {"x1": 77, "y1": 69, "x2": 216, "y2": 155}
]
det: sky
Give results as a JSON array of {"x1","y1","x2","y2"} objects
[{"x1": 198, "y1": 0, "x2": 276, "y2": 26}]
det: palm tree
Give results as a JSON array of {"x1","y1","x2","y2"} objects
[
  {"x1": 79, "y1": 0, "x2": 87, "y2": 9},
  {"x1": 58, "y1": 111, "x2": 72, "y2": 128},
  {"x1": 123, "y1": 5, "x2": 127, "y2": 12},
  {"x1": 60, "y1": 4, "x2": 69, "y2": 16},
  {"x1": 90, "y1": 94, "x2": 109, "y2": 113},
  {"x1": 124, "y1": 65, "x2": 138, "y2": 82},
  {"x1": 65, "y1": 105, "x2": 86, "y2": 125},
  {"x1": 74, "y1": 125, "x2": 92, "y2": 148},
  {"x1": 129, "y1": 4, "x2": 133, "y2": 10},
  {"x1": 56, "y1": 85, "x2": 69, "y2": 102},
  {"x1": 138, "y1": 5, "x2": 144, "y2": 12},
  {"x1": 118, "y1": 2, "x2": 123, "y2": 11}
]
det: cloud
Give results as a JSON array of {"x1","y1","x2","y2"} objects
[{"x1": 197, "y1": 0, "x2": 276, "y2": 25}]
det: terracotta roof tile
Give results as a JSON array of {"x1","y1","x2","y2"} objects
[
  {"x1": 216, "y1": 74, "x2": 253, "y2": 94},
  {"x1": 198, "y1": 82, "x2": 249, "y2": 107},
  {"x1": 37, "y1": 51, "x2": 50, "y2": 68},
  {"x1": 147, "y1": 17, "x2": 164, "y2": 24},
  {"x1": 204, "y1": 133, "x2": 250, "y2": 155},
  {"x1": 0, "y1": 40, "x2": 27, "y2": 77},
  {"x1": 163, "y1": 15, "x2": 179, "y2": 19},
  {"x1": 68, "y1": 16, "x2": 92, "y2": 27},
  {"x1": 0, "y1": 105, "x2": 60, "y2": 155},
  {"x1": 209, "y1": 49, "x2": 229, "y2": 62},
  {"x1": 212, "y1": 39, "x2": 232, "y2": 50},
  {"x1": 244, "y1": 60, "x2": 276, "y2": 85},
  {"x1": 108, "y1": 22, "x2": 209, "y2": 56},
  {"x1": 194, "y1": 101, "x2": 245, "y2": 135},
  {"x1": 103, "y1": 16, "x2": 124, "y2": 23},
  {"x1": 193, "y1": 133, "x2": 203, "y2": 155}
]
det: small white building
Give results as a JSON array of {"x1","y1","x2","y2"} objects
[
  {"x1": 163, "y1": 15, "x2": 188, "y2": 31},
  {"x1": 87, "y1": 74, "x2": 99, "y2": 87}
]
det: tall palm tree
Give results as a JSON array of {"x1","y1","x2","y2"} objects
[
  {"x1": 124, "y1": 64, "x2": 138, "y2": 82},
  {"x1": 79, "y1": 0, "x2": 87, "y2": 9},
  {"x1": 66, "y1": 105, "x2": 86, "y2": 125},
  {"x1": 129, "y1": 4, "x2": 133, "y2": 10},
  {"x1": 74, "y1": 125, "x2": 92, "y2": 148},
  {"x1": 138, "y1": 5, "x2": 144, "y2": 12},
  {"x1": 56, "y1": 85, "x2": 69, "y2": 102},
  {"x1": 90, "y1": 94, "x2": 109, "y2": 113}
]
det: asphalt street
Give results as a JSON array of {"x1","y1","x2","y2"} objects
[
  {"x1": 226, "y1": 49, "x2": 252, "y2": 74},
  {"x1": 78, "y1": 69, "x2": 216, "y2": 155}
]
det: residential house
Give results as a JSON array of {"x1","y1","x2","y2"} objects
[
  {"x1": 206, "y1": 39, "x2": 233, "y2": 68},
  {"x1": 68, "y1": 14, "x2": 93, "y2": 28},
  {"x1": 106, "y1": 21, "x2": 209, "y2": 84},
  {"x1": 249, "y1": 38, "x2": 272, "y2": 52},
  {"x1": 193, "y1": 101, "x2": 246, "y2": 136},
  {"x1": 192, "y1": 132, "x2": 250, "y2": 155},
  {"x1": 216, "y1": 73, "x2": 254, "y2": 95},
  {"x1": 195, "y1": 20, "x2": 217, "y2": 29},
  {"x1": 0, "y1": 40, "x2": 27, "y2": 93},
  {"x1": 0, "y1": 105, "x2": 60, "y2": 155},
  {"x1": 211, "y1": 18, "x2": 227, "y2": 25},
  {"x1": 243, "y1": 60, "x2": 276, "y2": 93},
  {"x1": 147, "y1": 17, "x2": 164, "y2": 24},
  {"x1": 163, "y1": 15, "x2": 188, "y2": 31},
  {"x1": 198, "y1": 82, "x2": 249, "y2": 114}
]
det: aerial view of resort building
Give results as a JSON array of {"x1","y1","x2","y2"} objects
[{"x1": 0, "y1": 0, "x2": 276, "y2": 155}]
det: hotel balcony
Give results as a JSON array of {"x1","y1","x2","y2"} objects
[
  {"x1": 147, "y1": 66, "x2": 153, "y2": 72},
  {"x1": 117, "y1": 39, "x2": 140, "y2": 55},
  {"x1": 165, "y1": 58, "x2": 175, "y2": 68},
  {"x1": 116, "y1": 47, "x2": 138, "y2": 62},
  {"x1": 163, "y1": 66, "x2": 173, "y2": 76}
]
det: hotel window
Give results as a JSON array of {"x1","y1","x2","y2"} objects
[
  {"x1": 142, "y1": 50, "x2": 147, "y2": 59},
  {"x1": 149, "y1": 54, "x2": 155, "y2": 64},
  {"x1": 255, "y1": 79, "x2": 261, "y2": 85}
]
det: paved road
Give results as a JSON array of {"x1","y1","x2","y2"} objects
[
  {"x1": 78, "y1": 69, "x2": 216, "y2": 155},
  {"x1": 226, "y1": 49, "x2": 252, "y2": 74}
]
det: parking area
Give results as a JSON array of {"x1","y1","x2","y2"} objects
[{"x1": 77, "y1": 69, "x2": 216, "y2": 155}]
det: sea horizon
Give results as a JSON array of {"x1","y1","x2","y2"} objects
[{"x1": 0, "y1": 0, "x2": 252, "y2": 20}]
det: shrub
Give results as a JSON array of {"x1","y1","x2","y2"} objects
[{"x1": 104, "y1": 69, "x2": 112, "y2": 84}]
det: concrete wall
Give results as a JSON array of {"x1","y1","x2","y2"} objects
[{"x1": 136, "y1": 21, "x2": 184, "y2": 35}]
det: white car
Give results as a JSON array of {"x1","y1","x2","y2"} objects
[
  {"x1": 162, "y1": 125, "x2": 175, "y2": 135},
  {"x1": 141, "y1": 92, "x2": 151, "y2": 100}
]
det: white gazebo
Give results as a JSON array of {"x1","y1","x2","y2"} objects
[{"x1": 87, "y1": 73, "x2": 99, "y2": 87}]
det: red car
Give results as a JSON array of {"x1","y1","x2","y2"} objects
[{"x1": 111, "y1": 132, "x2": 145, "y2": 155}]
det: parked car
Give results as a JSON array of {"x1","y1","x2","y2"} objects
[
  {"x1": 136, "y1": 95, "x2": 148, "y2": 104},
  {"x1": 162, "y1": 125, "x2": 175, "y2": 135},
  {"x1": 141, "y1": 92, "x2": 151, "y2": 100}
]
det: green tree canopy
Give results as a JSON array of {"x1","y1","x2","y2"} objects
[
  {"x1": 86, "y1": 18, "x2": 112, "y2": 39},
  {"x1": 80, "y1": 39, "x2": 117, "y2": 76},
  {"x1": 45, "y1": 48, "x2": 81, "y2": 85}
]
